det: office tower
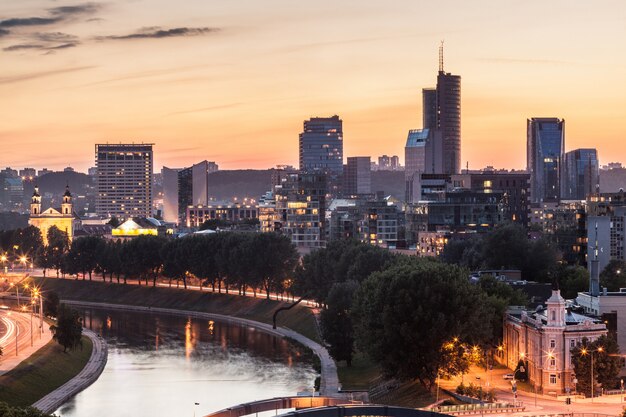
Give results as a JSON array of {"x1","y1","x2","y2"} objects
[
  {"x1": 422, "y1": 88, "x2": 437, "y2": 130},
  {"x1": 95, "y1": 143, "x2": 154, "y2": 219},
  {"x1": 527, "y1": 118, "x2": 565, "y2": 203},
  {"x1": 561, "y1": 148, "x2": 599, "y2": 200},
  {"x1": 390, "y1": 156, "x2": 400, "y2": 170},
  {"x1": 161, "y1": 167, "x2": 181, "y2": 223},
  {"x1": 436, "y1": 68, "x2": 461, "y2": 175},
  {"x1": 299, "y1": 115, "x2": 343, "y2": 175},
  {"x1": 378, "y1": 155, "x2": 391, "y2": 170},
  {"x1": 344, "y1": 157, "x2": 371, "y2": 196},
  {"x1": 404, "y1": 128, "x2": 442, "y2": 202},
  {"x1": 178, "y1": 160, "x2": 218, "y2": 221}
]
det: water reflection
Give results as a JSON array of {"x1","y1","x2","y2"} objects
[{"x1": 55, "y1": 308, "x2": 316, "y2": 417}]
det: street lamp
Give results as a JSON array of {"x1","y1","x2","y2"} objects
[
  {"x1": 9, "y1": 282, "x2": 20, "y2": 306},
  {"x1": 19, "y1": 256, "x2": 27, "y2": 270}
]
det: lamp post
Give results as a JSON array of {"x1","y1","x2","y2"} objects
[{"x1": 9, "y1": 282, "x2": 20, "y2": 306}]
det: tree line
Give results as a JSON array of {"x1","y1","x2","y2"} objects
[{"x1": 3, "y1": 225, "x2": 298, "y2": 298}]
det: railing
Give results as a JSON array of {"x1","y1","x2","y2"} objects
[{"x1": 433, "y1": 402, "x2": 523, "y2": 415}]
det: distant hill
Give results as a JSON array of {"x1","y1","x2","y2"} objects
[
  {"x1": 208, "y1": 170, "x2": 273, "y2": 200},
  {"x1": 0, "y1": 212, "x2": 29, "y2": 230},
  {"x1": 371, "y1": 170, "x2": 405, "y2": 201},
  {"x1": 26, "y1": 171, "x2": 93, "y2": 197}
]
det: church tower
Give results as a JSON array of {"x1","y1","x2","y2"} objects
[
  {"x1": 30, "y1": 186, "x2": 41, "y2": 216},
  {"x1": 61, "y1": 185, "x2": 73, "y2": 216},
  {"x1": 545, "y1": 280, "x2": 566, "y2": 327}
]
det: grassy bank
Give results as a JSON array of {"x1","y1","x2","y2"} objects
[
  {"x1": 33, "y1": 277, "x2": 321, "y2": 343},
  {"x1": 0, "y1": 336, "x2": 92, "y2": 407},
  {"x1": 337, "y1": 352, "x2": 380, "y2": 391}
]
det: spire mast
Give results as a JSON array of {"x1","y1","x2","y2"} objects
[{"x1": 439, "y1": 40, "x2": 444, "y2": 73}]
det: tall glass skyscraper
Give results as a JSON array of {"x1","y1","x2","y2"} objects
[
  {"x1": 527, "y1": 118, "x2": 565, "y2": 203},
  {"x1": 561, "y1": 148, "x2": 599, "y2": 200},
  {"x1": 436, "y1": 70, "x2": 461, "y2": 175},
  {"x1": 298, "y1": 115, "x2": 343, "y2": 174}
]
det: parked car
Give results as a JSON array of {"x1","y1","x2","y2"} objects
[{"x1": 503, "y1": 373, "x2": 515, "y2": 380}]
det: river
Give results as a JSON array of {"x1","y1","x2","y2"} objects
[{"x1": 54, "y1": 308, "x2": 317, "y2": 417}]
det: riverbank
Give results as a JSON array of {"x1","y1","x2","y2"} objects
[
  {"x1": 60, "y1": 300, "x2": 340, "y2": 397},
  {"x1": 34, "y1": 277, "x2": 320, "y2": 344},
  {"x1": 0, "y1": 335, "x2": 92, "y2": 407},
  {"x1": 32, "y1": 329, "x2": 107, "y2": 414}
]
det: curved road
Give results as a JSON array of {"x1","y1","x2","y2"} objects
[{"x1": 0, "y1": 309, "x2": 39, "y2": 358}]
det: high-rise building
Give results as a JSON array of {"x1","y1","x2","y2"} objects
[
  {"x1": 527, "y1": 118, "x2": 565, "y2": 203},
  {"x1": 95, "y1": 143, "x2": 154, "y2": 219},
  {"x1": 344, "y1": 157, "x2": 371, "y2": 196},
  {"x1": 561, "y1": 148, "x2": 599, "y2": 200},
  {"x1": 422, "y1": 88, "x2": 437, "y2": 130},
  {"x1": 162, "y1": 160, "x2": 218, "y2": 225},
  {"x1": 378, "y1": 155, "x2": 391, "y2": 170},
  {"x1": 404, "y1": 128, "x2": 442, "y2": 202},
  {"x1": 161, "y1": 167, "x2": 181, "y2": 223},
  {"x1": 436, "y1": 69, "x2": 461, "y2": 174},
  {"x1": 299, "y1": 115, "x2": 343, "y2": 175},
  {"x1": 390, "y1": 155, "x2": 400, "y2": 170}
]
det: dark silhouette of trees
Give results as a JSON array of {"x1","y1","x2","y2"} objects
[
  {"x1": 571, "y1": 336, "x2": 621, "y2": 397},
  {"x1": 50, "y1": 304, "x2": 83, "y2": 352},
  {"x1": 320, "y1": 280, "x2": 359, "y2": 366}
]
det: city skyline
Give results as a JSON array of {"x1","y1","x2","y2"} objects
[{"x1": 1, "y1": 1, "x2": 625, "y2": 172}]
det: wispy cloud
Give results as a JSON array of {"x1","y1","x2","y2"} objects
[
  {"x1": 3, "y1": 31, "x2": 81, "y2": 53},
  {"x1": 96, "y1": 26, "x2": 219, "y2": 41},
  {"x1": 165, "y1": 103, "x2": 243, "y2": 117},
  {"x1": 0, "y1": 66, "x2": 95, "y2": 85},
  {"x1": 478, "y1": 57, "x2": 571, "y2": 65},
  {"x1": 0, "y1": 28, "x2": 9, "y2": 37},
  {"x1": 0, "y1": 3, "x2": 101, "y2": 29}
]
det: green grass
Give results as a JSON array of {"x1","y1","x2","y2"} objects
[
  {"x1": 0, "y1": 336, "x2": 93, "y2": 407},
  {"x1": 337, "y1": 352, "x2": 381, "y2": 391},
  {"x1": 370, "y1": 379, "x2": 441, "y2": 408},
  {"x1": 32, "y1": 277, "x2": 321, "y2": 343}
]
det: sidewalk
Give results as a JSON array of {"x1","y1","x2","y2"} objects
[{"x1": 0, "y1": 311, "x2": 53, "y2": 376}]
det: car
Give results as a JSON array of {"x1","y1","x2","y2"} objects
[{"x1": 503, "y1": 373, "x2": 515, "y2": 380}]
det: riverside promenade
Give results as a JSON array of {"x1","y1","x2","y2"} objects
[
  {"x1": 32, "y1": 329, "x2": 108, "y2": 414},
  {"x1": 61, "y1": 299, "x2": 341, "y2": 397}
]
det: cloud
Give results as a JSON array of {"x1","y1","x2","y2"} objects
[
  {"x1": 0, "y1": 66, "x2": 95, "y2": 85},
  {"x1": 3, "y1": 44, "x2": 44, "y2": 52},
  {"x1": 97, "y1": 26, "x2": 219, "y2": 41},
  {"x1": 3, "y1": 40, "x2": 80, "y2": 53},
  {"x1": 0, "y1": 28, "x2": 10, "y2": 37},
  {"x1": 0, "y1": 2, "x2": 101, "y2": 29},
  {"x1": 33, "y1": 32, "x2": 79, "y2": 43}
]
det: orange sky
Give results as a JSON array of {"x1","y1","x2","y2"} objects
[{"x1": 1, "y1": 0, "x2": 625, "y2": 172}]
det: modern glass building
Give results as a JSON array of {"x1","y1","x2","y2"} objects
[
  {"x1": 561, "y1": 148, "x2": 599, "y2": 200},
  {"x1": 343, "y1": 156, "x2": 371, "y2": 196},
  {"x1": 527, "y1": 118, "x2": 565, "y2": 203},
  {"x1": 95, "y1": 143, "x2": 154, "y2": 219},
  {"x1": 298, "y1": 115, "x2": 343, "y2": 175},
  {"x1": 437, "y1": 71, "x2": 461, "y2": 175}
]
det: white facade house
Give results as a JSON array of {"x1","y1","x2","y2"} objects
[{"x1": 501, "y1": 289, "x2": 607, "y2": 394}]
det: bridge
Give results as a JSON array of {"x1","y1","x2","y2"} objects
[{"x1": 203, "y1": 398, "x2": 449, "y2": 417}]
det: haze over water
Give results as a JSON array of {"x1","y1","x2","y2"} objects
[{"x1": 55, "y1": 308, "x2": 317, "y2": 417}]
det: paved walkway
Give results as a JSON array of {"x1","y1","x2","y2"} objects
[
  {"x1": 61, "y1": 300, "x2": 341, "y2": 397},
  {"x1": 0, "y1": 310, "x2": 53, "y2": 376},
  {"x1": 32, "y1": 328, "x2": 108, "y2": 414}
]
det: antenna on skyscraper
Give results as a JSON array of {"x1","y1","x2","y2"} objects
[{"x1": 439, "y1": 40, "x2": 444, "y2": 73}]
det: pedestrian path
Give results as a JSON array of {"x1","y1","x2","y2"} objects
[{"x1": 32, "y1": 329, "x2": 108, "y2": 414}]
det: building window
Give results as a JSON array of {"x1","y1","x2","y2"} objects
[
  {"x1": 550, "y1": 339, "x2": 556, "y2": 349},
  {"x1": 550, "y1": 357, "x2": 556, "y2": 367},
  {"x1": 550, "y1": 374, "x2": 557, "y2": 384},
  {"x1": 570, "y1": 339, "x2": 575, "y2": 348}
]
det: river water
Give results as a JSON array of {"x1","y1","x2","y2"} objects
[{"x1": 54, "y1": 308, "x2": 317, "y2": 417}]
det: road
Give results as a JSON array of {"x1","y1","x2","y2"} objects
[
  {"x1": 440, "y1": 365, "x2": 626, "y2": 415},
  {"x1": 0, "y1": 309, "x2": 41, "y2": 357}
]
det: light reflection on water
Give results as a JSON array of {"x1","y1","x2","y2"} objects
[{"x1": 55, "y1": 308, "x2": 316, "y2": 417}]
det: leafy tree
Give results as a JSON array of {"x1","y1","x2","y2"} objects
[
  {"x1": 0, "y1": 402, "x2": 55, "y2": 417},
  {"x1": 107, "y1": 216, "x2": 120, "y2": 228},
  {"x1": 250, "y1": 233, "x2": 298, "y2": 299},
  {"x1": 46, "y1": 226, "x2": 69, "y2": 277},
  {"x1": 320, "y1": 281, "x2": 359, "y2": 366},
  {"x1": 558, "y1": 265, "x2": 590, "y2": 299},
  {"x1": 600, "y1": 260, "x2": 626, "y2": 292},
  {"x1": 572, "y1": 336, "x2": 621, "y2": 397},
  {"x1": 66, "y1": 236, "x2": 105, "y2": 280},
  {"x1": 43, "y1": 291, "x2": 60, "y2": 317},
  {"x1": 11, "y1": 225, "x2": 44, "y2": 258},
  {"x1": 161, "y1": 238, "x2": 189, "y2": 288},
  {"x1": 352, "y1": 260, "x2": 494, "y2": 389},
  {"x1": 50, "y1": 304, "x2": 83, "y2": 352}
]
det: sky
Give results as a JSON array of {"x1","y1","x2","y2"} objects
[{"x1": 1, "y1": 0, "x2": 625, "y2": 172}]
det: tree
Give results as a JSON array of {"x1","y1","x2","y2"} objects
[
  {"x1": 43, "y1": 291, "x2": 60, "y2": 317},
  {"x1": 0, "y1": 402, "x2": 54, "y2": 417},
  {"x1": 600, "y1": 260, "x2": 626, "y2": 292},
  {"x1": 571, "y1": 336, "x2": 621, "y2": 397},
  {"x1": 558, "y1": 265, "x2": 590, "y2": 299},
  {"x1": 46, "y1": 226, "x2": 69, "y2": 277},
  {"x1": 320, "y1": 281, "x2": 358, "y2": 366},
  {"x1": 50, "y1": 304, "x2": 83, "y2": 352},
  {"x1": 107, "y1": 216, "x2": 120, "y2": 228},
  {"x1": 67, "y1": 236, "x2": 105, "y2": 280},
  {"x1": 352, "y1": 260, "x2": 494, "y2": 389}
]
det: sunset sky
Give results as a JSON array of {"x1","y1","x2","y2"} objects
[{"x1": 1, "y1": 0, "x2": 625, "y2": 172}]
